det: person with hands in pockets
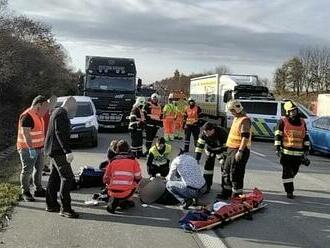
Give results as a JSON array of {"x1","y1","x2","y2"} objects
[{"x1": 44, "y1": 96, "x2": 79, "y2": 218}]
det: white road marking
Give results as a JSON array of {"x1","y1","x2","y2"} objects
[
  {"x1": 251, "y1": 150, "x2": 266, "y2": 158},
  {"x1": 196, "y1": 230, "x2": 228, "y2": 248},
  {"x1": 298, "y1": 211, "x2": 330, "y2": 220}
]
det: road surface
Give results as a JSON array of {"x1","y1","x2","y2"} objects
[{"x1": 1, "y1": 132, "x2": 329, "y2": 248}]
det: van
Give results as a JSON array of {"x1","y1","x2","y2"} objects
[{"x1": 226, "y1": 100, "x2": 317, "y2": 139}]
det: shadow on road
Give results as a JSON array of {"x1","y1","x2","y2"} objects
[{"x1": 212, "y1": 187, "x2": 330, "y2": 248}]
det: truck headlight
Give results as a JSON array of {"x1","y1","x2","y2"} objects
[{"x1": 85, "y1": 121, "x2": 93, "y2": 128}]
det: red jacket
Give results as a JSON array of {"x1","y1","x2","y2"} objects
[{"x1": 103, "y1": 158, "x2": 142, "y2": 198}]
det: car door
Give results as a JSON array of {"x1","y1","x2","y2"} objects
[
  {"x1": 248, "y1": 101, "x2": 278, "y2": 138},
  {"x1": 323, "y1": 118, "x2": 330, "y2": 153},
  {"x1": 310, "y1": 117, "x2": 328, "y2": 151}
]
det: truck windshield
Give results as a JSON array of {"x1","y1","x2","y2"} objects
[{"x1": 86, "y1": 75, "x2": 135, "y2": 91}]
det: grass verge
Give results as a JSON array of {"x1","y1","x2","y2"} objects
[{"x1": 0, "y1": 153, "x2": 21, "y2": 228}]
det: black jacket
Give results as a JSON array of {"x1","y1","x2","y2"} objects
[
  {"x1": 195, "y1": 125, "x2": 228, "y2": 161},
  {"x1": 45, "y1": 107, "x2": 72, "y2": 157}
]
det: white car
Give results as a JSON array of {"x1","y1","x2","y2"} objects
[
  {"x1": 57, "y1": 96, "x2": 99, "y2": 147},
  {"x1": 226, "y1": 100, "x2": 316, "y2": 139}
]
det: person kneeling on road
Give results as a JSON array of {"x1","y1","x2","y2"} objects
[
  {"x1": 166, "y1": 150, "x2": 207, "y2": 209},
  {"x1": 103, "y1": 140, "x2": 142, "y2": 214},
  {"x1": 147, "y1": 137, "x2": 172, "y2": 178}
]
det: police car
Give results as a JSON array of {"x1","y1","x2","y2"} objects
[{"x1": 227, "y1": 99, "x2": 316, "y2": 139}]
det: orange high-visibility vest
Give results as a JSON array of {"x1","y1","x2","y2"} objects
[
  {"x1": 104, "y1": 159, "x2": 142, "y2": 198},
  {"x1": 17, "y1": 108, "x2": 45, "y2": 149},
  {"x1": 226, "y1": 116, "x2": 251, "y2": 149},
  {"x1": 148, "y1": 102, "x2": 161, "y2": 121},
  {"x1": 282, "y1": 118, "x2": 305, "y2": 149},
  {"x1": 185, "y1": 106, "x2": 199, "y2": 125}
]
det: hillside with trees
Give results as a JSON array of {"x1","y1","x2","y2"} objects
[{"x1": 0, "y1": 0, "x2": 79, "y2": 149}]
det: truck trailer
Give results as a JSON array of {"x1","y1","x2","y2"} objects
[
  {"x1": 317, "y1": 94, "x2": 330, "y2": 116},
  {"x1": 190, "y1": 74, "x2": 273, "y2": 128}
]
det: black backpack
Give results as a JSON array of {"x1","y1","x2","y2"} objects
[{"x1": 77, "y1": 166, "x2": 104, "y2": 188}]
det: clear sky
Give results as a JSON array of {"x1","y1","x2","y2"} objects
[{"x1": 9, "y1": 0, "x2": 329, "y2": 83}]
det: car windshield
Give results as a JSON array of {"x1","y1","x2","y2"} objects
[
  {"x1": 56, "y1": 101, "x2": 93, "y2": 117},
  {"x1": 241, "y1": 101, "x2": 277, "y2": 115},
  {"x1": 298, "y1": 104, "x2": 316, "y2": 116},
  {"x1": 86, "y1": 75, "x2": 135, "y2": 91}
]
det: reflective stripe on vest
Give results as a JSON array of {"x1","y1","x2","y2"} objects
[
  {"x1": 185, "y1": 106, "x2": 198, "y2": 125},
  {"x1": 282, "y1": 118, "x2": 305, "y2": 150},
  {"x1": 163, "y1": 103, "x2": 176, "y2": 118},
  {"x1": 17, "y1": 108, "x2": 45, "y2": 149},
  {"x1": 149, "y1": 144, "x2": 171, "y2": 166},
  {"x1": 226, "y1": 116, "x2": 251, "y2": 149},
  {"x1": 148, "y1": 102, "x2": 161, "y2": 121}
]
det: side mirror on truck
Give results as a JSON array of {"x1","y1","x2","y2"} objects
[{"x1": 224, "y1": 90, "x2": 232, "y2": 103}]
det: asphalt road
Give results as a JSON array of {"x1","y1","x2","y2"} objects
[{"x1": 1, "y1": 132, "x2": 329, "y2": 248}]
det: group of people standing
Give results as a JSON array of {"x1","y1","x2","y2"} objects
[
  {"x1": 127, "y1": 94, "x2": 255, "y2": 208},
  {"x1": 17, "y1": 95, "x2": 80, "y2": 218},
  {"x1": 16, "y1": 92, "x2": 310, "y2": 218}
]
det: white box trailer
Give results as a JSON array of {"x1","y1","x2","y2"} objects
[
  {"x1": 317, "y1": 94, "x2": 330, "y2": 116},
  {"x1": 190, "y1": 74, "x2": 273, "y2": 127}
]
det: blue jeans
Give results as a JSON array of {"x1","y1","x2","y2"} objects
[
  {"x1": 166, "y1": 181, "x2": 206, "y2": 203},
  {"x1": 18, "y1": 148, "x2": 44, "y2": 193}
]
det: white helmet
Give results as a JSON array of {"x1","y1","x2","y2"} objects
[
  {"x1": 188, "y1": 97, "x2": 195, "y2": 102},
  {"x1": 151, "y1": 93, "x2": 159, "y2": 100},
  {"x1": 135, "y1": 97, "x2": 145, "y2": 107},
  {"x1": 168, "y1": 93, "x2": 174, "y2": 99},
  {"x1": 227, "y1": 100, "x2": 243, "y2": 113}
]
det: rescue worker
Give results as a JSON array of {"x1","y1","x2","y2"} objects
[
  {"x1": 144, "y1": 93, "x2": 162, "y2": 153},
  {"x1": 174, "y1": 98, "x2": 187, "y2": 140},
  {"x1": 195, "y1": 122, "x2": 228, "y2": 193},
  {"x1": 166, "y1": 150, "x2": 207, "y2": 209},
  {"x1": 147, "y1": 137, "x2": 172, "y2": 178},
  {"x1": 129, "y1": 97, "x2": 146, "y2": 158},
  {"x1": 274, "y1": 100, "x2": 310, "y2": 199},
  {"x1": 220, "y1": 100, "x2": 251, "y2": 199},
  {"x1": 162, "y1": 93, "x2": 176, "y2": 142},
  {"x1": 183, "y1": 97, "x2": 201, "y2": 152},
  {"x1": 17, "y1": 95, "x2": 49, "y2": 202},
  {"x1": 103, "y1": 140, "x2": 142, "y2": 214}
]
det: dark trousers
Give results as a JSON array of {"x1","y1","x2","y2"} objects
[
  {"x1": 203, "y1": 154, "x2": 215, "y2": 190},
  {"x1": 46, "y1": 155, "x2": 75, "y2": 211},
  {"x1": 131, "y1": 129, "x2": 143, "y2": 157},
  {"x1": 184, "y1": 124, "x2": 200, "y2": 152},
  {"x1": 222, "y1": 148, "x2": 250, "y2": 197},
  {"x1": 145, "y1": 125, "x2": 158, "y2": 152},
  {"x1": 280, "y1": 154, "x2": 301, "y2": 193},
  {"x1": 108, "y1": 190, "x2": 135, "y2": 211},
  {"x1": 147, "y1": 161, "x2": 170, "y2": 177}
]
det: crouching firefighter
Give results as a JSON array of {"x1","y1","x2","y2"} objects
[
  {"x1": 274, "y1": 100, "x2": 310, "y2": 199},
  {"x1": 144, "y1": 93, "x2": 162, "y2": 153},
  {"x1": 195, "y1": 122, "x2": 228, "y2": 193},
  {"x1": 221, "y1": 100, "x2": 251, "y2": 199},
  {"x1": 147, "y1": 137, "x2": 172, "y2": 178},
  {"x1": 129, "y1": 97, "x2": 146, "y2": 158}
]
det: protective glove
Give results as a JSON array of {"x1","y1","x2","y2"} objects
[
  {"x1": 66, "y1": 153, "x2": 74, "y2": 163},
  {"x1": 302, "y1": 153, "x2": 311, "y2": 166},
  {"x1": 276, "y1": 146, "x2": 281, "y2": 158},
  {"x1": 28, "y1": 148, "x2": 37, "y2": 159},
  {"x1": 235, "y1": 150, "x2": 243, "y2": 161}
]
